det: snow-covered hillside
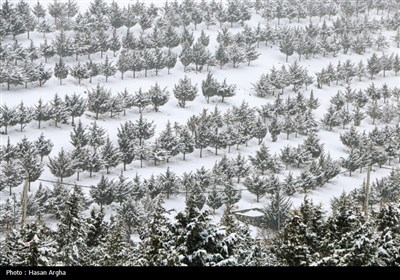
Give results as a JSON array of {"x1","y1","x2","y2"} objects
[{"x1": 0, "y1": 0, "x2": 399, "y2": 266}]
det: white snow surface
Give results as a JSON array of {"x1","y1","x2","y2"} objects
[{"x1": 1, "y1": 0, "x2": 399, "y2": 235}]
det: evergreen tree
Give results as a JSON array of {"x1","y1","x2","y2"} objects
[
  {"x1": 83, "y1": 150, "x2": 104, "y2": 178},
  {"x1": 206, "y1": 186, "x2": 223, "y2": 214},
  {"x1": 321, "y1": 105, "x2": 340, "y2": 130},
  {"x1": 201, "y1": 72, "x2": 219, "y2": 103},
  {"x1": 232, "y1": 153, "x2": 250, "y2": 183},
  {"x1": 276, "y1": 197, "x2": 326, "y2": 266},
  {"x1": 57, "y1": 186, "x2": 90, "y2": 265},
  {"x1": 222, "y1": 182, "x2": 241, "y2": 206},
  {"x1": 163, "y1": 25, "x2": 180, "y2": 49},
  {"x1": 138, "y1": 197, "x2": 178, "y2": 266},
  {"x1": 70, "y1": 62, "x2": 89, "y2": 85},
  {"x1": 1, "y1": 160, "x2": 23, "y2": 196},
  {"x1": 157, "y1": 167, "x2": 180, "y2": 199},
  {"x1": 0, "y1": 104, "x2": 17, "y2": 134},
  {"x1": 165, "y1": 49, "x2": 177, "y2": 74},
  {"x1": 114, "y1": 174, "x2": 134, "y2": 205},
  {"x1": 244, "y1": 174, "x2": 268, "y2": 202},
  {"x1": 263, "y1": 188, "x2": 292, "y2": 231},
  {"x1": 117, "y1": 121, "x2": 136, "y2": 171},
  {"x1": 268, "y1": 117, "x2": 281, "y2": 142},
  {"x1": 249, "y1": 144, "x2": 277, "y2": 175},
  {"x1": 179, "y1": 43, "x2": 193, "y2": 71},
  {"x1": 174, "y1": 196, "x2": 236, "y2": 266},
  {"x1": 280, "y1": 33, "x2": 295, "y2": 62},
  {"x1": 101, "y1": 56, "x2": 116, "y2": 82},
  {"x1": 48, "y1": 148, "x2": 75, "y2": 183},
  {"x1": 0, "y1": 137, "x2": 17, "y2": 164},
  {"x1": 90, "y1": 175, "x2": 115, "y2": 209},
  {"x1": 173, "y1": 75, "x2": 198, "y2": 108},
  {"x1": 100, "y1": 137, "x2": 121, "y2": 174},
  {"x1": 87, "y1": 121, "x2": 106, "y2": 151},
  {"x1": 367, "y1": 53, "x2": 381, "y2": 79},
  {"x1": 192, "y1": 41, "x2": 208, "y2": 71},
  {"x1": 109, "y1": 29, "x2": 121, "y2": 57},
  {"x1": 178, "y1": 126, "x2": 195, "y2": 161},
  {"x1": 244, "y1": 43, "x2": 260, "y2": 66},
  {"x1": 15, "y1": 101, "x2": 32, "y2": 132},
  {"x1": 87, "y1": 84, "x2": 111, "y2": 119},
  {"x1": 33, "y1": 1, "x2": 46, "y2": 19},
  {"x1": 70, "y1": 120, "x2": 88, "y2": 149},
  {"x1": 148, "y1": 83, "x2": 169, "y2": 112},
  {"x1": 227, "y1": 42, "x2": 245, "y2": 68},
  {"x1": 2, "y1": 219, "x2": 58, "y2": 266},
  {"x1": 117, "y1": 198, "x2": 145, "y2": 236},
  {"x1": 217, "y1": 79, "x2": 236, "y2": 103},
  {"x1": 215, "y1": 44, "x2": 229, "y2": 69},
  {"x1": 18, "y1": 140, "x2": 43, "y2": 189},
  {"x1": 34, "y1": 133, "x2": 53, "y2": 162},
  {"x1": 54, "y1": 58, "x2": 68, "y2": 85},
  {"x1": 64, "y1": 93, "x2": 86, "y2": 125},
  {"x1": 158, "y1": 121, "x2": 180, "y2": 162}
]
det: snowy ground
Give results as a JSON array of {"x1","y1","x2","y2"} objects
[{"x1": 1, "y1": 0, "x2": 399, "y2": 236}]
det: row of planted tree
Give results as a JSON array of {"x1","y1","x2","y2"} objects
[{"x1": 1, "y1": 174, "x2": 400, "y2": 266}]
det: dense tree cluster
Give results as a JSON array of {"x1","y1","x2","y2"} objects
[
  {"x1": 316, "y1": 53, "x2": 400, "y2": 89},
  {"x1": 321, "y1": 84, "x2": 400, "y2": 131}
]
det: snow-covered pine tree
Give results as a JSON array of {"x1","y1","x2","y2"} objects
[
  {"x1": 321, "y1": 105, "x2": 340, "y2": 130},
  {"x1": 201, "y1": 72, "x2": 219, "y2": 103},
  {"x1": 0, "y1": 104, "x2": 17, "y2": 134},
  {"x1": 34, "y1": 133, "x2": 53, "y2": 162},
  {"x1": 1, "y1": 160, "x2": 23, "y2": 195},
  {"x1": 163, "y1": 24, "x2": 180, "y2": 50},
  {"x1": 191, "y1": 41, "x2": 207, "y2": 72},
  {"x1": 216, "y1": 79, "x2": 236, "y2": 103},
  {"x1": 158, "y1": 121, "x2": 180, "y2": 162},
  {"x1": 232, "y1": 153, "x2": 250, "y2": 183},
  {"x1": 249, "y1": 144, "x2": 277, "y2": 175},
  {"x1": 83, "y1": 149, "x2": 104, "y2": 178},
  {"x1": 15, "y1": 101, "x2": 32, "y2": 132},
  {"x1": 33, "y1": 1, "x2": 46, "y2": 19},
  {"x1": 57, "y1": 186, "x2": 90, "y2": 265},
  {"x1": 54, "y1": 57, "x2": 68, "y2": 85},
  {"x1": 263, "y1": 187, "x2": 292, "y2": 231},
  {"x1": 173, "y1": 75, "x2": 198, "y2": 108},
  {"x1": 90, "y1": 175, "x2": 115, "y2": 209},
  {"x1": 62, "y1": 94, "x2": 85, "y2": 125},
  {"x1": 179, "y1": 43, "x2": 193, "y2": 72},
  {"x1": 227, "y1": 42, "x2": 245, "y2": 68},
  {"x1": 48, "y1": 148, "x2": 75, "y2": 183},
  {"x1": 86, "y1": 84, "x2": 111, "y2": 119},
  {"x1": 70, "y1": 62, "x2": 89, "y2": 85},
  {"x1": 101, "y1": 56, "x2": 116, "y2": 82},
  {"x1": 244, "y1": 174, "x2": 268, "y2": 202},
  {"x1": 133, "y1": 114, "x2": 155, "y2": 146},
  {"x1": 148, "y1": 82, "x2": 169, "y2": 112},
  {"x1": 222, "y1": 182, "x2": 241, "y2": 206},
  {"x1": 215, "y1": 43, "x2": 229, "y2": 69},
  {"x1": 117, "y1": 121, "x2": 136, "y2": 171},
  {"x1": 244, "y1": 43, "x2": 260, "y2": 66},
  {"x1": 206, "y1": 186, "x2": 223, "y2": 214},
  {"x1": 157, "y1": 167, "x2": 180, "y2": 199},
  {"x1": 86, "y1": 121, "x2": 106, "y2": 151},
  {"x1": 100, "y1": 137, "x2": 121, "y2": 174},
  {"x1": 367, "y1": 53, "x2": 381, "y2": 79}
]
